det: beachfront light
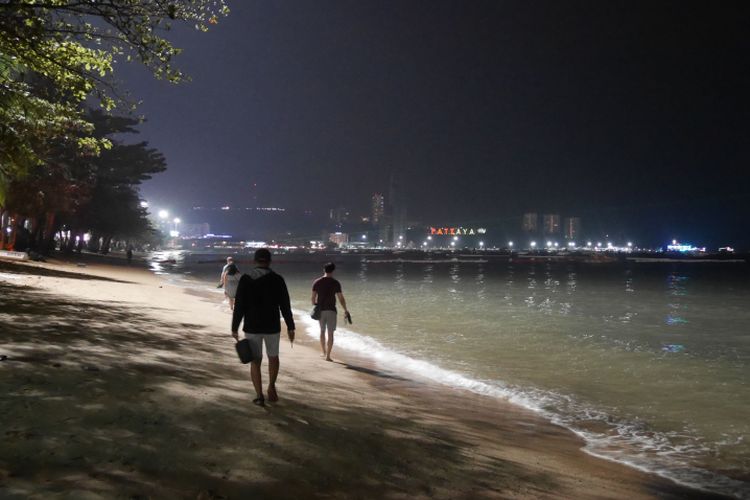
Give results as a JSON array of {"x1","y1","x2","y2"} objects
[
  {"x1": 530, "y1": 241, "x2": 537, "y2": 248},
  {"x1": 553, "y1": 242, "x2": 559, "y2": 247},
  {"x1": 361, "y1": 234, "x2": 367, "y2": 240},
  {"x1": 451, "y1": 242, "x2": 456, "y2": 247},
  {"x1": 169, "y1": 230, "x2": 179, "y2": 238},
  {"x1": 546, "y1": 241, "x2": 552, "y2": 247},
  {"x1": 399, "y1": 235, "x2": 404, "y2": 240},
  {"x1": 140, "y1": 201, "x2": 149, "y2": 208},
  {"x1": 453, "y1": 236, "x2": 458, "y2": 241},
  {"x1": 627, "y1": 241, "x2": 633, "y2": 247},
  {"x1": 158, "y1": 209, "x2": 169, "y2": 219},
  {"x1": 479, "y1": 241, "x2": 484, "y2": 247},
  {"x1": 587, "y1": 241, "x2": 592, "y2": 247},
  {"x1": 508, "y1": 241, "x2": 513, "y2": 247},
  {"x1": 568, "y1": 241, "x2": 575, "y2": 247},
  {"x1": 173, "y1": 217, "x2": 181, "y2": 224},
  {"x1": 596, "y1": 242, "x2": 602, "y2": 248},
  {"x1": 427, "y1": 235, "x2": 432, "y2": 240}
]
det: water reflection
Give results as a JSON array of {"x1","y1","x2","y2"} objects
[
  {"x1": 475, "y1": 263, "x2": 486, "y2": 300},
  {"x1": 666, "y1": 272, "x2": 689, "y2": 325},
  {"x1": 423, "y1": 264, "x2": 434, "y2": 284}
]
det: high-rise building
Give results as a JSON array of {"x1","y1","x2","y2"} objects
[
  {"x1": 388, "y1": 173, "x2": 407, "y2": 244},
  {"x1": 543, "y1": 214, "x2": 560, "y2": 235},
  {"x1": 522, "y1": 213, "x2": 538, "y2": 233},
  {"x1": 371, "y1": 193, "x2": 384, "y2": 225},
  {"x1": 329, "y1": 206, "x2": 349, "y2": 226},
  {"x1": 563, "y1": 217, "x2": 581, "y2": 240}
]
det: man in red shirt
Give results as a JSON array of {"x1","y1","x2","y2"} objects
[{"x1": 311, "y1": 262, "x2": 348, "y2": 361}]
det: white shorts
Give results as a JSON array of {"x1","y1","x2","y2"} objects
[
  {"x1": 244, "y1": 333, "x2": 280, "y2": 361},
  {"x1": 319, "y1": 310, "x2": 337, "y2": 333}
]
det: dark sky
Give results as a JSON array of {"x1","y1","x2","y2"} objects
[{"x1": 118, "y1": 1, "x2": 750, "y2": 245}]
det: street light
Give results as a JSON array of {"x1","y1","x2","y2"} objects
[
  {"x1": 427, "y1": 235, "x2": 432, "y2": 240},
  {"x1": 508, "y1": 241, "x2": 513, "y2": 247},
  {"x1": 140, "y1": 201, "x2": 149, "y2": 208},
  {"x1": 158, "y1": 209, "x2": 169, "y2": 219},
  {"x1": 530, "y1": 241, "x2": 537, "y2": 248},
  {"x1": 173, "y1": 217, "x2": 181, "y2": 224},
  {"x1": 361, "y1": 234, "x2": 367, "y2": 240},
  {"x1": 479, "y1": 241, "x2": 484, "y2": 248}
]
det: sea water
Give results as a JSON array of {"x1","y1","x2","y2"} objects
[{"x1": 160, "y1": 254, "x2": 750, "y2": 497}]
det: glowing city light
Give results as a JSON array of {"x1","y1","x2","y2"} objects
[
  {"x1": 479, "y1": 241, "x2": 484, "y2": 247},
  {"x1": 546, "y1": 241, "x2": 552, "y2": 247},
  {"x1": 587, "y1": 241, "x2": 592, "y2": 247},
  {"x1": 596, "y1": 242, "x2": 602, "y2": 248},
  {"x1": 530, "y1": 241, "x2": 537, "y2": 248},
  {"x1": 158, "y1": 210, "x2": 169, "y2": 219},
  {"x1": 173, "y1": 217, "x2": 181, "y2": 224},
  {"x1": 568, "y1": 241, "x2": 575, "y2": 247},
  {"x1": 427, "y1": 235, "x2": 432, "y2": 240},
  {"x1": 627, "y1": 242, "x2": 633, "y2": 247},
  {"x1": 139, "y1": 201, "x2": 149, "y2": 208},
  {"x1": 453, "y1": 236, "x2": 459, "y2": 241},
  {"x1": 361, "y1": 234, "x2": 367, "y2": 240},
  {"x1": 508, "y1": 241, "x2": 514, "y2": 247},
  {"x1": 450, "y1": 242, "x2": 456, "y2": 247}
]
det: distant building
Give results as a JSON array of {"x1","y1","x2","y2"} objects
[
  {"x1": 328, "y1": 232, "x2": 349, "y2": 246},
  {"x1": 389, "y1": 173, "x2": 407, "y2": 244},
  {"x1": 543, "y1": 214, "x2": 560, "y2": 235},
  {"x1": 180, "y1": 223, "x2": 211, "y2": 239},
  {"x1": 329, "y1": 206, "x2": 349, "y2": 226},
  {"x1": 563, "y1": 217, "x2": 581, "y2": 241},
  {"x1": 371, "y1": 193, "x2": 384, "y2": 225},
  {"x1": 522, "y1": 212, "x2": 538, "y2": 233}
]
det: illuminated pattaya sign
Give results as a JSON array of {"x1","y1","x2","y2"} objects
[{"x1": 429, "y1": 227, "x2": 487, "y2": 236}]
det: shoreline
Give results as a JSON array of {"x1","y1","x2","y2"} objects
[{"x1": 0, "y1": 255, "x2": 733, "y2": 498}]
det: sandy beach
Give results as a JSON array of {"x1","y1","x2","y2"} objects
[{"x1": 0, "y1": 255, "x2": 726, "y2": 499}]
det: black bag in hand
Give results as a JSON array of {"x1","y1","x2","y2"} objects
[
  {"x1": 311, "y1": 304, "x2": 321, "y2": 320},
  {"x1": 235, "y1": 339, "x2": 253, "y2": 364}
]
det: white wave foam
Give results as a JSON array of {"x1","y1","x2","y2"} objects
[{"x1": 295, "y1": 308, "x2": 749, "y2": 499}]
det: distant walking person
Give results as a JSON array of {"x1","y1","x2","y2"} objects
[
  {"x1": 312, "y1": 262, "x2": 348, "y2": 361},
  {"x1": 219, "y1": 256, "x2": 234, "y2": 286},
  {"x1": 223, "y1": 262, "x2": 241, "y2": 310},
  {"x1": 231, "y1": 248, "x2": 295, "y2": 406}
]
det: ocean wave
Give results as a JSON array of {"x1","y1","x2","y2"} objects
[{"x1": 295, "y1": 309, "x2": 749, "y2": 499}]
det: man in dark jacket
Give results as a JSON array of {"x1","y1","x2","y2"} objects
[{"x1": 231, "y1": 248, "x2": 295, "y2": 405}]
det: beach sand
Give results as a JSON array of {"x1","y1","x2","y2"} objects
[{"x1": 0, "y1": 256, "x2": 725, "y2": 499}]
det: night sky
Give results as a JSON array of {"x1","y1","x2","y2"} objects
[{"x1": 118, "y1": 1, "x2": 750, "y2": 246}]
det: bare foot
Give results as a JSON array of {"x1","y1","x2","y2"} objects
[
  {"x1": 325, "y1": 357, "x2": 333, "y2": 362},
  {"x1": 267, "y1": 385, "x2": 278, "y2": 402}
]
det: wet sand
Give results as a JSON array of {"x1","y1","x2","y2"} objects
[{"x1": 0, "y1": 255, "x2": 726, "y2": 499}]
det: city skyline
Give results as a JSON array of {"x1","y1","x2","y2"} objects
[{"x1": 118, "y1": 1, "x2": 750, "y2": 247}]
